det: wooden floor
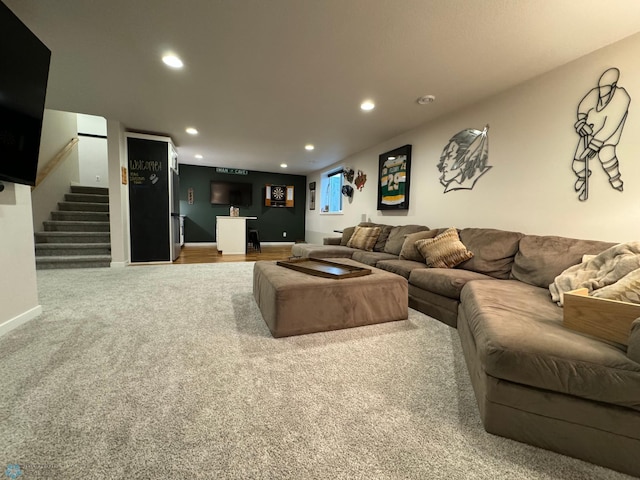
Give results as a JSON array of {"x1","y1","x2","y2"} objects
[{"x1": 173, "y1": 244, "x2": 293, "y2": 264}]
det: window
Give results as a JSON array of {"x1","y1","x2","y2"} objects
[{"x1": 320, "y1": 168, "x2": 343, "y2": 213}]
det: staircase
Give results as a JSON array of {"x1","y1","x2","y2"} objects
[{"x1": 35, "y1": 185, "x2": 112, "y2": 269}]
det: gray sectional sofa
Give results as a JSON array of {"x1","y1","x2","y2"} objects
[{"x1": 291, "y1": 223, "x2": 640, "y2": 477}]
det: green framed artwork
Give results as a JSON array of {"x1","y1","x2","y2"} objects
[{"x1": 377, "y1": 144, "x2": 412, "y2": 210}]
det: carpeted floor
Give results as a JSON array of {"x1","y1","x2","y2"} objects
[{"x1": 0, "y1": 263, "x2": 633, "y2": 479}]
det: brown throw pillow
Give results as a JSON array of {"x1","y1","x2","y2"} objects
[
  {"x1": 399, "y1": 230, "x2": 440, "y2": 262},
  {"x1": 415, "y1": 227, "x2": 473, "y2": 268},
  {"x1": 346, "y1": 226, "x2": 381, "y2": 251}
]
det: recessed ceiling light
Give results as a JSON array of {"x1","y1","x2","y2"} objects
[
  {"x1": 195, "y1": 154, "x2": 203, "y2": 159},
  {"x1": 360, "y1": 100, "x2": 375, "y2": 111},
  {"x1": 280, "y1": 163, "x2": 288, "y2": 168},
  {"x1": 162, "y1": 54, "x2": 183, "y2": 69},
  {"x1": 417, "y1": 94, "x2": 436, "y2": 105},
  {"x1": 305, "y1": 144, "x2": 315, "y2": 151},
  {"x1": 186, "y1": 127, "x2": 198, "y2": 135}
]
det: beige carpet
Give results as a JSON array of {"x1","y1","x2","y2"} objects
[{"x1": 0, "y1": 262, "x2": 632, "y2": 479}]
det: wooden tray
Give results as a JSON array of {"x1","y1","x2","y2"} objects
[
  {"x1": 563, "y1": 288, "x2": 640, "y2": 346},
  {"x1": 277, "y1": 258, "x2": 371, "y2": 279}
]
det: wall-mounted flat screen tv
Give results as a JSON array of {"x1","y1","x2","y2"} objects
[
  {"x1": 0, "y1": 1, "x2": 51, "y2": 187},
  {"x1": 210, "y1": 181, "x2": 253, "y2": 207}
]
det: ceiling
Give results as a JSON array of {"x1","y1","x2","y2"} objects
[{"x1": 6, "y1": 0, "x2": 640, "y2": 175}]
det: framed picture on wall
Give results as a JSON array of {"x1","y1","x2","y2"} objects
[
  {"x1": 309, "y1": 182, "x2": 316, "y2": 210},
  {"x1": 377, "y1": 144, "x2": 412, "y2": 210}
]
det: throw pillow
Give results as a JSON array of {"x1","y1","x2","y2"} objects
[
  {"x1": 415, "y1": 227, "x2": 474, "y2": 268},
  {"x1": 346, "y1": 226, "x2": 381, "y2": 252},
  {"x1": 592, "y1": 268, "x2": 640, "y2": 304},
  {"x1": 399, "y1": 230, "x2": 440, "y2": 262}
]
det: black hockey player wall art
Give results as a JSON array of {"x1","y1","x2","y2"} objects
[
  {"x1": 438, "y1": 125, "x2": 491, "y2": 193},
  {"x1": 573, "y1": 67, "x2": 630, "y2": 201}
]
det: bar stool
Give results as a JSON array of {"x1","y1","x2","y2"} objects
[{"x1": 247, "y1": 229, "x2": 261, "y2": 253}]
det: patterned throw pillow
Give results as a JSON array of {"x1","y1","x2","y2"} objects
[
  {"x1": 592, "y1": 268, "x2": 640, "y2": 304},
  {"x1": 415, "y1": 227, "x2": 473, "y2": 268},
  {"x1": 346, "y1": 226, "x2": 381, "y2": 252}
]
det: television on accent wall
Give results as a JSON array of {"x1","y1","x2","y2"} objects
[
  {"x1": 0, "y1": 0, "x2": 51, "y2": 187},
  {"x1": 210, "y1": 181, "x2": 253, "y2": 207}
]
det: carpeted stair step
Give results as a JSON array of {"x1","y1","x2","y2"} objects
[
  {"x1": 51, "y1": 211, "x2": 110, "y2": 222},
  {"x1": 35, "y1": 255, "x2": 111, "y2": 269},
  {"x1": 65, "y1": 192, "x2": 109, "y2": 203},
  {"x1": 35, "y1": 243, "x2": 111, "y2": 256},
  {"x1": 34, "y1": 231, "x2": 111, "y2": 244},
  {"x1": 58, "y1": 201, "x2": 109, "y2": 212},
  {"x1": 43, "y1": 220, "x2": 110, "y2": 233},
  {"x1": 70, "y1": 185, "x2": 109, "y2": 195}
]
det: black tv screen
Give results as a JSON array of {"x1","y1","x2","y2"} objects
[
  {"x1": 0, "y1": 1, "x2": 51, "y2": 186},
  {"x1": 210, "y1": 181, "x2": 253, "y2": 206}
]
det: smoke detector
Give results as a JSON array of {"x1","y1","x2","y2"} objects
[{"x1": 417, "y1": 95, "x2": 436, "y2": 105}]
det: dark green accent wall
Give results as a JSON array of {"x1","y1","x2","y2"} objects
[{"x1": 179, "y1": 164, "x2": 306, "y2": 243}]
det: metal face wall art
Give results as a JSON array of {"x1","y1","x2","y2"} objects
[
  {"x1": 573, "y1": 67, "x2": 630, "y2": 201},
  {"x1": 438, "y1": 125, "x2": 491, "y2": 193}
]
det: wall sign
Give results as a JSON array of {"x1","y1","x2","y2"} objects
[{"x1": 216, "y1": 167, "x2": 249, "y2": 175}]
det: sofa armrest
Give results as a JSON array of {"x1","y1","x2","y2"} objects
[
  {"x1": 323, "y1": 237, "x2": 341, "y2": 245},
  {"x1": 627, "y1": 318, "x2": 640, "y2": 363}
]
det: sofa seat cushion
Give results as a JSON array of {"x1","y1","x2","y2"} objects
[
  {"x1": 460, "y1": 279, "x2": 640, "y2": 410},
  {"x1": 409, "y1": 268, "x2": 495, "y2": 300},
  {"x1": 458, "y1": 228, "x2": 523, "y2": 279},
  {"x1": 290, "y1": 244, "x2": 356, "y2": 259},
  {"x1": 511, "y1": 235, "x2": 615, "y2": 288},
  {"x1": 351, "y1": 250, "x2": 398, "y2": 266},
  {"x1": 376, "y1": 259, "x2": 428, "y2": 279}
]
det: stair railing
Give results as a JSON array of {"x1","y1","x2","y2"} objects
[{"x1": 32, "y1": 137, "x2": 80, "y2": 190}]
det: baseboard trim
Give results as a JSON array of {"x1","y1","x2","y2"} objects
[
  {"x1": 183, "y1": 242, "x2": 294, "y2": 247},
  {"x1": 0, "y1": 305, "x2": 43, "y2": 337},
  {"x1": 110, "y1": 261, "x2": 128, "y2": 268}
]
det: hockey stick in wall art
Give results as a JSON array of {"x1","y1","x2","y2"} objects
[
  {"x1": 572, "y1": 67, "x2": 630, "y2": 201},
  {"x1": 438, "y1": 125, "x2": 491, "y2": 193}
]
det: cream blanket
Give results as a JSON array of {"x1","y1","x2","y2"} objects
[{"x1": 549, "y1": 241, "x2": 640, "y2": 305}]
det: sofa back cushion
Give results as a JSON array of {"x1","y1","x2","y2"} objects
[
  {"x1": 458, "y1": 228, "x2": 523, "y2": 279},
  {"x1": 399, "y1": 229, "x2": 440, "y2": 262},
  {"x1": 384, "y1": 225, "x2": 429, "y2": 255},
  {"x1": 340, "y1": 226, "x2": 356, "y2": 246},
  {"x1": 511, "y1": 234, "x2": 615, "y2": 288},
  {"x1": 628, "y1": 319, "x2": 640, "y2": 364}
]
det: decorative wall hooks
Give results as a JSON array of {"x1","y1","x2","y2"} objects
[
  {"x1": 572, "y1": 67, "x2": 629, "y2": 201},
  {"x1": 343, "y1": 168, "x2": 355, "y2": 183},
  {"x1": 438, "y1": 125, "x2": 491, "y2": 193},
  {"x1": 355, "y1": 170, "x2": 367, "y2": 191}
]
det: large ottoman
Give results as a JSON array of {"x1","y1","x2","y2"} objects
[{"x1": 253, "y1": 258, "x2": 408, "y2": 337}]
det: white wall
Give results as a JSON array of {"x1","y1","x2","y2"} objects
[
  {"x1": 306, "y1": 32, "x2": 640, "y2": 244},
  {"x1": 31, "y1": 109, "x2": 80, "y2": 232},
  {"x1": 0, "y1": 183, "x2": 42, "y2": 336},
  {"x1": 77, "y1": 114, "x2": 108, "y2": 187}
]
